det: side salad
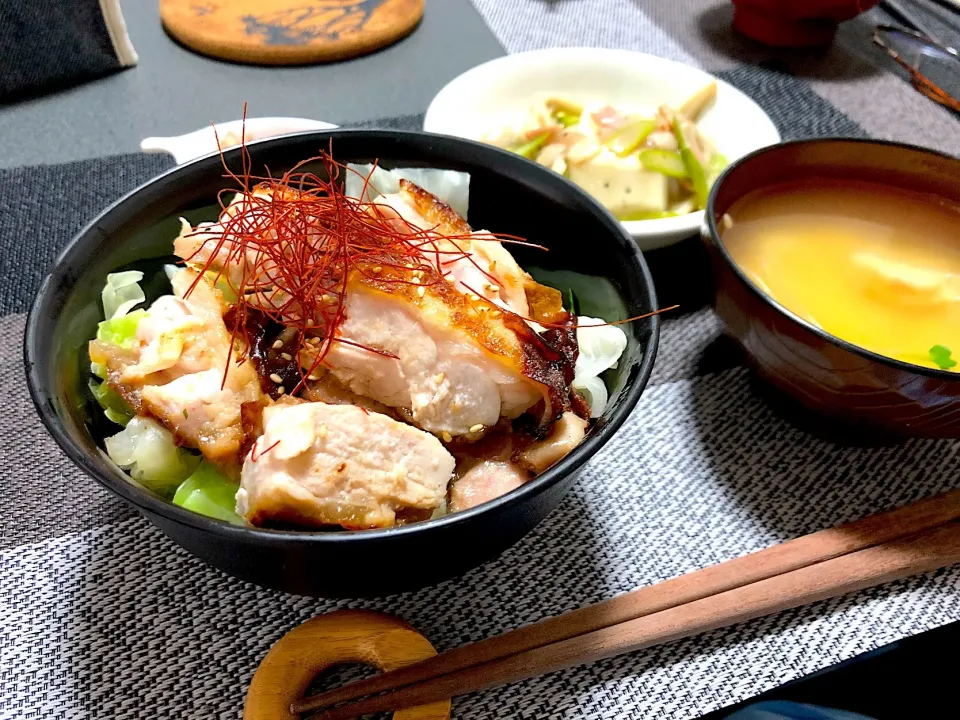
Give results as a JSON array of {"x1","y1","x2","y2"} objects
[{"x1": 483, "y1": 82, "x2": 727, "y2": 221}]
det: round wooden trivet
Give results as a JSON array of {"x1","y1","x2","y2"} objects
[
  {"x1": 160, "y1": 0, "x2": 424, "y2": 65},
  {"x1": 244, "y1": 610, "x2": 451, "y2": 719}
]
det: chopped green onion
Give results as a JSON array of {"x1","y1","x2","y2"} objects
[
  {"x1": 671, "y1": 118, "x2": 709, "y2": 209},
  {"x1": 510, "y1": 132, "x2": 551, "y2": 160},
  {"x1": 929, "y1": 345, "x2": 957, "y2": 370},
  {"x1": 88, "y1": 378, "x2": 133, "y2": 426},
  {"x1": 173, "y1": 461, "x2": 243, "y2": 524},
  {"x1": 607, "y1": 119, "x2": 656, "y2": 157},
  {"x1": 96, "y1": 309, "x2": 147, "y2": 350},
  {"x1": 638, "y1": 149, "x2": 688, "y2": 178}
]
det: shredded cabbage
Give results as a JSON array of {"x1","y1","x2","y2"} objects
[
  {"x1": 572, "y1": 317, "x2": 628, "y2": 418},
  {"x1": 344, "y1": 164, "x2": 471, "y2": 218},
  {"x1": 173, "y1": 461, "x2": 243, "y2": 524},
  {"x1": 96, "y1": 309, "x2": 146, "y2": 349},
  {"x1": 105, "y1": 417, "x2": 199, "y2": 496},
  {"x1": 88, "y1": 378, "x2": 133, "y2": 426},
  {"x1": 102, "y1": 271, "x2": 145, "y2": 320}
]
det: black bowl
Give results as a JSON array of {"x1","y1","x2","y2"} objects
[{"x1": 24, "y1": 130, "x2": 660, "y2": 597}]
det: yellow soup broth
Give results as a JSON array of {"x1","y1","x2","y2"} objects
[{"x1": 722, "y1": 179, "x2": 960, "y2": 372}]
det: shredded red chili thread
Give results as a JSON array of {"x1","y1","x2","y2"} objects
[
  {"x1": 186, "y1": 104, "x2": 675, "y2": 397},
  {"x1": 182, "y1": 106, "x2": 550, "y2": 395},
  {"x1": 249, "y1": 438, "x2": 281, "y2": 463},
  {"x1": 460, "y1": 281, "x2": 679, "y2": 330}
]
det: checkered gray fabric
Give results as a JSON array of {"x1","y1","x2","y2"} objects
[{"x1": 3, "y1": 3, "x2": 960, "y2": 718}]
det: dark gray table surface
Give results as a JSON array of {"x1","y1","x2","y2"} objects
[{"x1": 0, "y1": 0, "x2": 504, "y2": 169}]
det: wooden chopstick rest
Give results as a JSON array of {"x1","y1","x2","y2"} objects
[{"x1": 243, "y1": 609, "x2": 450, "y2": 720}]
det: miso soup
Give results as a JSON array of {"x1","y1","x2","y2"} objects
[{"x1": 722, "y1": 179, "x2": 960, "y2": 372}]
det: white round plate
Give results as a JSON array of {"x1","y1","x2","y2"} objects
[
  {"x1": 423, "y1": 48, "x2": 781, "y2": 251},
  {"x1": 141, "y1": 117, "x2": 338, "y2": 165}
]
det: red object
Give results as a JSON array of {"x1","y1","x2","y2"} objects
[{"x1": 731, "y1": 0, "x2": 881, "y2": 46}]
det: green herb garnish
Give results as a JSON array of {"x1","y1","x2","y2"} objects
[
  {"x1": 565, "y1": 288, "x2": 579, "y2": 315},
  {"x1": 929, "y1": 345, "x2": 957, "y2": 370}
]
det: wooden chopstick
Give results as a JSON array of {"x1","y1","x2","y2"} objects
[
  {"x1": 308, "y1": 518, "x2": 960, "y2": 720},
  {"x1": 293, "y1": 490, "x2": 960, "y2": 715}
]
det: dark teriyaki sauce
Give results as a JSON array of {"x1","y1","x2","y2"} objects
[{"x1": 224, "y1": 307, "x2": 304, "y2": 400}]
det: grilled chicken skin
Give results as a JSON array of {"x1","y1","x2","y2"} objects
[
  {"x1": 173, "y1": 183, "x2": 579, "y2": 440},
  {"x1": 374, "y1": 180, "x2": 531, "y2": 316},
  {"x1": 237, "y1": 401, "x2": 455, "y2": 529},
  {"x1": 302, "y1": 265, "x2": 574, "y2": 438}
]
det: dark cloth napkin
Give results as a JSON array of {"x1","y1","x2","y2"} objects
[{"x1": 0, "y1": 0, "x2": 136, "y2": 102}]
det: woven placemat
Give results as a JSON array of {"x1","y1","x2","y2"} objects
[{"x1": 2, "y1": 85, "x2": 958, "y2": 720}]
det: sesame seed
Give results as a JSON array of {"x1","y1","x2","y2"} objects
[
  {"x1": 412, "y1": 277, "x2": 420, "y2": 285},
  {"x1": 269, "y1": 373, "x2": 283, "y2": 384},
  {"x1": 441, "y1": 431, "x2": 453, "y2": 443},
  {"x1": 435, "y1": 372, "x2": 446, "y2": 384},
  {"x1": 277, "y1": 386, "x2": 285, "y2": 395},
  {"x1": 489, "y1": 261, "x2": 497, "y2": 272},
  {"x1": 485, "y1": 283, "x2": 498, "y2": 293},
  {"x1": 417, "y1": 286, "x2": 425, "y2": 297},
  {"x1": 280, "y1": 352, "x2": 292, "y2": 361},
  {"x1": 318, "y1": 424, "x2": 328, "y2": 439},
  {"x1": 469, "y1": 293, "x2": 480, "y2": 301},
  {"x1": 469, "y1": 424, "x2": 484, "y2": 433},
  {"x1": 308, "y1": 374, "x2": 320, "y2": 381},
  {"x1": 722, "y1": 213, "x2": 734, "y2": 230},
  {"x1": 272, "y1": 340, "x2": 283, "y2": 350},
  {"x1": 372, "y1": 266, "x2": 382, "y2": 274},
  {"x1": 310, "y1": 336, "x2": 321, "y2": 345}
]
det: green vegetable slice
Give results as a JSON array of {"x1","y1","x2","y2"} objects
[
  {"x1": 173, "y1": 461, "x2": 244, "y2": 525},
  {"x1": 607, "y1": 119, "x2": 656, "y2": 157},
  {"x1": 203, "y1": 271, "x2": 239, "y2": 303},
  {"x1": 510, "y1": 132, "x2": 551, "y2": 159},
  {"x1": 706, "y1": 152, "x2": 729, "y2": 186},
  {"x1": 89, "y1": 378, "x2": 134, "y2": 426},
  {"x1": 553, "y1": 109, "x2": 581, "y2": 128},
  {"x1": 671, "y1": 118, "x2": 709, "y2": 209},
  {"x1": 929, "y1": 345, "x2": 957, "y2": 370},
  {"x1": 638, "y1": 149, "x2": 688, "y2": 178},
  {"x1": 96, "y1": 309, "x2": 147, "y2": 349},
  {"x1": 616, "y1": 210, "x2": 679, "y2": 222}
]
